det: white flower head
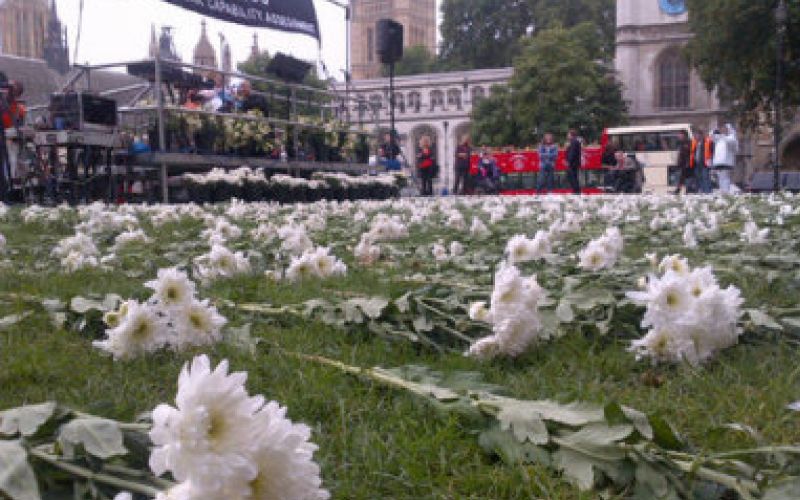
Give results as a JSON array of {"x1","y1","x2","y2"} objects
[
  {"x1": 149, "y1": 355, "x2": 265, "y2": 495},
  {"x1": 146, "y1": 268, "x2": 197, "y2": 309},
  {"x1": 92, "y1": 300, "x2": 168, "y2": 360},
  {"x1": 174, "y1": 300, "x2": 227, "y2": 348}
]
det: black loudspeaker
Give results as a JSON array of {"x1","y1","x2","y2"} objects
[
  {"x1": 377, "y1": 19, "x2": 404, "y2": 65},
  {"x1": 266, "y1": 53, "x2": 313, "y2": 84}
]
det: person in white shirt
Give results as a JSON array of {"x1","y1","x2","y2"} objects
[{"x1": 712, "y1": 124, "x2": 739, "y2": 194}]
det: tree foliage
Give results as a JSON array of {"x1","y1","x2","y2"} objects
[
  {"x1": 438, "y1": 0, "x2": 615, "y2": 71},
  {"x1": 685, "y1": 0, "x2": 800, "y2": 128},
  {"x1": 439, "y1": 0, "x2": 535, "y2": 70},
  {"x1": 471, "y1": 24, "x2": 627, "y2": 147},
  {"x1": 471, "y1": 86, "x2": 524, "y2": 147}
]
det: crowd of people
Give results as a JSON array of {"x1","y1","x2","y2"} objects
[
  {"x1": 674, "y1": 125, "x2": 739, "y2": 195},
  {"x1": 181, "y1": 73, "x2": 270, "y2": 116}
]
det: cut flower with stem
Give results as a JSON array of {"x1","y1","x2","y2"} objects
[{"x1": 150, "y1": 355, "x2": 329, "y2": 499}]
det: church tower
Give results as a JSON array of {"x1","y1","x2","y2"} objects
[
  {"x1": 350, "y1": 0, "x2": 437, "y2": 80},
  {"x1": 192, "y1": 20, "x2": 217, "y2": 72},
  {"x1": 615, "y1": 0, "x2": 722, "y2": 129},
  {"x1": 0, "y1": 0, "x2": 50, "y2": 60},
  {"x1": 43, "y1": 0, "x2": 69, "y2": 74}
]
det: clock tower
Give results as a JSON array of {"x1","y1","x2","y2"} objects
[{"x1": 615, "y1": 0, "x2": 723, "y2": 130}]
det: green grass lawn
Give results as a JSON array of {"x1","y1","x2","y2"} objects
[{"x1": 1, "y1": 196, "x2": 800, "y2": 499}]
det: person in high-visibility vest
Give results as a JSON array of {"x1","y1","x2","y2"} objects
[{"x1": 690, "y1": 129, "x2": 714, "y2": 194}]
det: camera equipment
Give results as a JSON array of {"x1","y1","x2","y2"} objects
[{"x1": 49, "y1": 92, "x2": 118, "y2": 131}]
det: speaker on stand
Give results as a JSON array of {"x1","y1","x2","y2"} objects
[{"x1": 376, "y1": 19, "x2": 404, "y2": 166}]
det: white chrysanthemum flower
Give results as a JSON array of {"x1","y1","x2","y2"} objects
[
  {"x1": 113, "y1": 492, "x2": 133, "y2": 500},
  {"x1": 469, "y1": 301, "x2": 491, "y2": 322},
  {"x1": 194, "y1": 245, "x2": 251, "y2": 283},
  {"x1": 740, "y1": 221, "x2": 769, "y2": 244},
  {"x1": 432, "y1": 243, "x2": 448, "y2": 262},
  {"x1": 145, "y1": 268, "x2": 197, "y2": 309},
  {"x1": 285, "y1": 254, "x2": 319, "y2": 282},
  {"x1": 248, "y1": 401, "x2": 330, "y2": 500},
  {"x1": 627, "y1": 257, "x2": 743, "y2": 366},
  {"x1": 113, "y1": 228, "x2": 151, "y2": 251},
  {"x1": 354, "y1": 235, "x2": 381, "y2": 265},
  {"x1": 470, "y1": 218, "x2": 490, "y2": 239},
  {"x1": 149, "y1": 356, "x2": 264, "y2": 496},
  {"x1": 174, "y1": 300, "x2": 227, "y2": 348},
  {"x1": 92, "y1": 300, "x2": 167, "y2": 360},
  {"x1": 658, "y1": 255, "x2": 690, "y2": 276},
  {"x1": 469, "y1": 265, "x2": 545, "y2": 359},
  {"x1": 154, "y1": 481, "x2": 205, "y2": 500},
  {"x1": 0, "y1": 233, "x2": 6, "y2": 252},
  {"x1": 683, "y1": 224, "x2": 697, "y2": 248},
  {"x1": 311, "y1": 247, "x2": 347, "y2": 278},
  {"x1": 449, "y1": 241, "x2": 464, "y2": 257}
]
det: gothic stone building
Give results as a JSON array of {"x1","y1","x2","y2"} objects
[
  {"x1": 335, "y1": 68, "x2": 513, "y2": 193},
  {"x1": 351, "y1": 0, "x2": 437, "y2": 81},
  {"x1": 0, "y1": 0, "x2": 68, "y2": 74}
]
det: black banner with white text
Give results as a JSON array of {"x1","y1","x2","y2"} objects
[{"x1": 162, "y1": 0, "x2": 319, "y2": 40}]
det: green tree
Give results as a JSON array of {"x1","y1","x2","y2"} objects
[
  {"x1": 471, "y1": 85, "x2": 524, "y2": 147},
  {"x1": 439, "y1": 0, "x2": 534, "y2": 70},
  {"x1": 382, "y1": 45, "x2": 439, "y2": 77},
  {"x1": 438, "y1": 0, "x2": 616, "y2": 71},
  {"x1": 531, "y1": 0, "x2": 616, "y2": 61},
  {"x1": 685, "y1": 0, "x2": 800, "y2": 128},
  {"x1": 470, "y1": 24, "x2": 627, "y2": 147}
]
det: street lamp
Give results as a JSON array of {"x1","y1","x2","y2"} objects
[{"x1": 774, "y1": 0, "x2": 788, "y2": 191}]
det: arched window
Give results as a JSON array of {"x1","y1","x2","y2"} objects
[
  {"x1": 393, "y1": 93, "x2": 406, "y2": 113},
  {"x1": 369, "y1": 93, "x2": 383, "y2": 112},
  {"x1": 447, "y1": 89, "x2": 462, "y2": 110},
  {"x1": 471, "y1": 86, "x2": 486, "y2": 104},
  {"x1": 430, "y1": 90, "x2": 445, "y2": 111},
  {"x1": 658, "y1": 50, "x2": 690, "y2": 110},
  {"x1": 408, "y1": 92, "x2": 421, "y2": 113}
]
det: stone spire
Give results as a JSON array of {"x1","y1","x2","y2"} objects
[
  {"x1": 251, "y1": 33, "x2": 260, "y2": 59},
  {"x1": 149, "y1": 24, "x2": 158, "y2": 58},
  {"x1": 43, "y1": 0, "x2": 69, "y2": 73},
  {"x1": 193, "y1": 19, "x2": 217, "y2": 72}
]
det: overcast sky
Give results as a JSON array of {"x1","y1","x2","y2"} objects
[{"x1": 55, "y1": 0, "x2": 441, "y2": 81}]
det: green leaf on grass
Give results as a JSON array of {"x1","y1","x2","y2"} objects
[
  {"x1": 57, "y1": 417, "x2": 127, "y2": 460},
  {"x1": 0, "y1": 402, "x2": 57, "y2": 437},
  {"x1": 479, "y1": 427, "x2": 551, "y2": 466},
  {"x1": 746, "y1": 309, "x2": 784, "y2": 331},
  {"x1": 0, "y1": 440, "x2": 40, "y2": 500},
  {"x1": 497, "y1": 405, "x2": 549, "y2": 445}
]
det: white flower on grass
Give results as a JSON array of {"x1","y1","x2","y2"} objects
[
  {"x1": 741, "y1": 221, "x2": 769, "y2": 244},
  {"x1": 174, "y1": 300, "x2": 227, "y2": 348},
  {"x1": 286, "y1": 247, "x2": 346, "y2": 282},
  {"x1": 113, "y1": 493, "x2": 133, "y2": 500},
  {"x1": 248, "y1": 401, "x2": 330, "y2": 500},
  {"x1": 150, "y1": 355, "x2": 264, "y2": 496},
  {"x1": 505, "y1": 231, "x2": 551, "y2": 264},
  {"x1": 432, "y1": 243, "x2": 448, "y2": 262},
  {"x1": 468, "y1": 265, "x2": 545, "y2": 360},
  {"x1": 146, "y1": 268, "x2": 197, "y2": 309},
  {"x1": 92, "y1": 300, "x2": 167, "y2": 360},
  {"x1": 150, "y1": 355, "x2": 328, "y2": 499},
  {"x1": 0, "y1": 233, "x2": 5, "y2": 252},
  {"x1": 577, "y1": 227, "x2": 623, "y2": 271},
  {"x1": 683, "y1": 223, "x2": 698, "y2": 248},
  {"x1": 469, "y1": 301, "x2": 491, "y2": 322},
  {"x1": 449, "y1": 241, "x2": 464, "y2": 257},
  {"x1": 278, "y1": 224, "x2": 314, "y2": 255},
  {"x1": 658, "y1": 254, "x2": 690, "y2": 276},
  {"x1": 194, "y1": 245, "x2": 251, "y2": 283},
  {"x1": 627, "y1": 256, "x2": 743, "y2": 366},
  {"x1": 354, "y1": 235, "x2": 381, "y2": 265},
  {"x1": 112, "y1": 228, "x2": 151, "y2": 252},
  {"x1": 470, "y1": 217, "x2": 490, "y2": 239}
]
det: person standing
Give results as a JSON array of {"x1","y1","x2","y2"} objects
[
  {"x1": 417, "y1": 136, "x2": 436, "y2": 197},
  {"x1": 566, "y1": 129, "x2": 582, "y2": 195},
  {"x1": 673, "y1": 130, "x2": 693, "y2": 195},
  {"x1": 691, "y1": 129, "x2": 714, "y2": 194},
  {"x1": 453, "y1": 135, "x2": 471, "y2": 195},
  {"x1": 537, "y1": 133, "x2": 558, "y2": 194},
  {"x1": 1, "y1": 80, "x2": 26, "y2": 202},
  {"x1": 712, "y1": 124, "x2": 738, "y2": 194},
  {"x1": 379, "y1": 132, "x2": 401, "y2": 171}
]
